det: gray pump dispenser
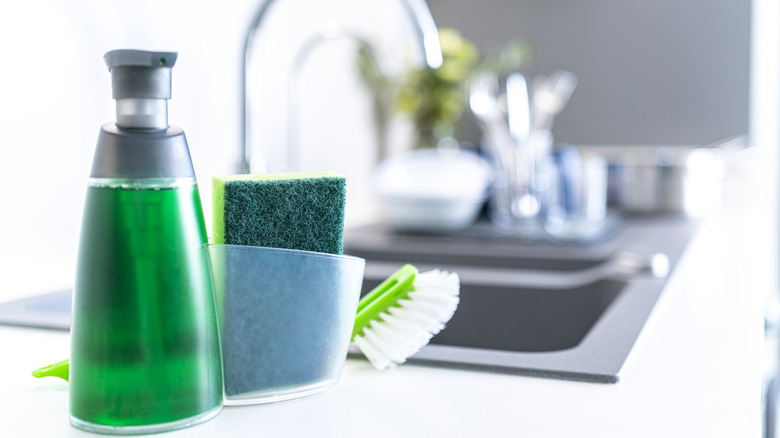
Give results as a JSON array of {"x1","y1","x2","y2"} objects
[{"x1": 91, "y1": 49, "x2": 195, "y2": 179}]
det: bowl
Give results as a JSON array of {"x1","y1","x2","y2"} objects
[
  {"x1": 379, "y1": 196, "x2": 488, "y2": 232},
  {"x1": 204, "y1": 244, "x2": 365, "y2": 405},
  {"x1": 374, "y1": 148, "x2": 494, "y2": 232}
]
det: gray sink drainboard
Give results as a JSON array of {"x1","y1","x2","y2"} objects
[{"x1": 345, "y1": 216, "x2": 698, "y2": 383}]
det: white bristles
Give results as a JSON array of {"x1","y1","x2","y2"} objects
[{"x1": 354, "y1": 269, "x2": 460, "y2": 370}]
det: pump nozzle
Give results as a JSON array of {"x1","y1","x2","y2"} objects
[{"x1": 104, "y1": 49, "x2": 178, "y2": 130}]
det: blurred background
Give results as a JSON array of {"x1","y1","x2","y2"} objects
[
  {"x1": 0, "y1": 0, "x2": 775, "y2": 300},
  {"x1": 430, "y1": 0, "x2": 750, "y2": 147}
]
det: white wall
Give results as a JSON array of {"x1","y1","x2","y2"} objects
[{"x1": 0, "y1": 1, "x2": 259, "y2": 298}]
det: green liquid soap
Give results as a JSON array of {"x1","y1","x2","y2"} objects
[{"x1": 69, "y1": 181, "x2": 222, "y2": 432}]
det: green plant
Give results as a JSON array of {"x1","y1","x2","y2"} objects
[
  {"x1": 358, "y1": 28, "x2": 532, "y2": 150},
  {"x1": 396, "y1": 28, "x2": 479, "y2": 148}
]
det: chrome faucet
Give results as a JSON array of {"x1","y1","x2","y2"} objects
[{"x1": 241, "y1": 0, "x2": 443, "y2": 173}]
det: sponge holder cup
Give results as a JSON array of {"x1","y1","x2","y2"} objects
[{"x1": 204, "y1": 244, "x2": 365, "y2": 405}]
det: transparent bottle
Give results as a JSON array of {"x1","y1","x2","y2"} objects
[{"x1": 69, "y1": 50, "x2": 223, "y2": 434}]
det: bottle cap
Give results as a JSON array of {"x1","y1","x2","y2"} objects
[{"x1": 104, "y1": 49, "x2": 178, "y2": 129}]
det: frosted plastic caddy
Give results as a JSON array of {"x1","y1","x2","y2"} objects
[{"x1": 205, "y1": 244, "x2": 365, "y2": 405}]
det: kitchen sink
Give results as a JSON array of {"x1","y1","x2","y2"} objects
[{"x1": 344, "y1": 216, "x2": 698, "y2": 383}]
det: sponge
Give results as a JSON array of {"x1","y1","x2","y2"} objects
[{"x1": 212, "y1": 172, "x2": 346, "y2": 254}]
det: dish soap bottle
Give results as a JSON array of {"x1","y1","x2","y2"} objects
[{"x1": 69, "y1": 50, "x2": 223, "y2": 434}]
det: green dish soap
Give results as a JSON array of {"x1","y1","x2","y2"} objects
[{"x1": 69, "y1": 50, "x2": 222, "y2": 434}]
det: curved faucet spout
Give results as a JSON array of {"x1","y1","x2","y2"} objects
[{"x1": 241, "y1": 0, "x2": 443, "y2": 173}]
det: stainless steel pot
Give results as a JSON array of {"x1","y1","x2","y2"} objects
[{"x1": 578, "y1": 139, "x2": 740, "y2": 214}]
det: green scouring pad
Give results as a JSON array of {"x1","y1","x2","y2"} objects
[{"x1": 212, "y1": 172, "x2": 346, "y2": 254}]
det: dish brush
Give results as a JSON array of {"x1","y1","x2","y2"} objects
[{"x1": 351, "y1": 264, "x2": 460, "y2": 370}]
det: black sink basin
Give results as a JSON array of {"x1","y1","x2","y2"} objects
[{"x1": 360, "y1": 277, "x2": 625, "y2": 353}]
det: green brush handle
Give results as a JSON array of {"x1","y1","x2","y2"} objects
[
  {"x1": 351, "y1": 264, "x2": 418, "y2": 341},
  {"x1": 32, "y1": 358, "x2": 69, "y2": 382}
]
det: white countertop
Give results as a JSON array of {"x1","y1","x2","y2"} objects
[{"x1": 0, "y1": 202, "x2": 766, "y2": 437}]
